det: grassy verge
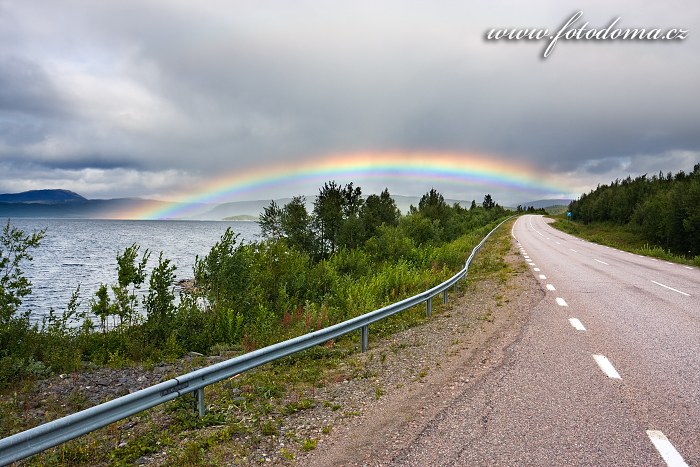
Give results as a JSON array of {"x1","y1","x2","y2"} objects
[
  {"x1": 549, "y1": 217, "x2": 700, "y2": 267},
  {"x1": 4, "y1": 219, "x2": 517, "y2": 466}
]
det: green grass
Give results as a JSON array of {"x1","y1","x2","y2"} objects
[{"x1": 549, "y1": 217, "x2": 700, "y2": 267}]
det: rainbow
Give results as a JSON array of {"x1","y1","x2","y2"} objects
[{"x1": 125, "y1": 151, "x2": 571, "y2": 219}]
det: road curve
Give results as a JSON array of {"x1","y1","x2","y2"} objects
[{"x1": 392, "y1": 215, "x2": 698, "y2": 466}]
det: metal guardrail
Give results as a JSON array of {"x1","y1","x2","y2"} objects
[{"x1": 0, "y1": 217, "x2": 510, "y2": 465}]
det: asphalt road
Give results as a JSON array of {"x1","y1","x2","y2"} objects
[{"x1": 393, "y1": 215, "x2": 698, "y2": 466}]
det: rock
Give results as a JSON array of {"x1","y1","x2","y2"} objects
[{"x1": 177, "y1": 279, "x2": 197, "y2": 293}]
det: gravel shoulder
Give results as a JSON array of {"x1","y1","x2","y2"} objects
[{"x1": 293, "y1": 233, "x2": 542, "y2": 466}]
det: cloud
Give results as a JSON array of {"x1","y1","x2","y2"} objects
[{"x1": 1, "y1": 0, "x2": 699, "y2": 202}]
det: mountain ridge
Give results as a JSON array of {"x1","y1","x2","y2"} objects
[{"x1": 0, "y1": 189, "x2": 87, "y2": 204}]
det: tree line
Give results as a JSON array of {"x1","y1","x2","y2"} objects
[
  {"x1": 569, "y1": 164, "x2": 700, "y2": 256},
  {"x1": 259, "y1": 183, "x2": 508, "y2": 258}
]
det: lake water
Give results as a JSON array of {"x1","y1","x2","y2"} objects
[{"x1": 5, "y1": 219, "x2": 261, "y2": 322}]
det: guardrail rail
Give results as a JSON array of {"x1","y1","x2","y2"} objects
[{"x1": 0, "y1": 217, "x2": 511, "y2": 465}]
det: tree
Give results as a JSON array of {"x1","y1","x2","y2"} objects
[
  {"x1": 342, "y1": 182, "x2": 364, "y2": 217},
  {"x1": 194, "y1": 228, "x2": 256, "y2": 310},
  {"x1": 112, "y1": 243, "x2": 149, "y2": 327},
  {"x1": 338, "y1": 182, "x2": 364, "y2": 249},
  {"x1": 0, "y1": 221, "x2": 45, "y2": 326},
  {"x1": 418, "y1": 188, "x2": 448, "y2": 222},
  {"x1": 90, "y1": 283, "x2": 112, "y2": 333},
  {"x1": 482, "y1": 194, "x2": 495, "y2": 210},
  {"x1": 282, "y1": 196, "x2": 313, "y2": 253},
  {"x1": 313, "y1": 181, "x2": 345, "y2": 257},
  {"x1": 1, "y1": 222, "x2": 45, "y2": 387},
  {"x1": 360, "y1": 188, "x2": 400, "y2": 240},
  {"x1": 116, "y1": 243, "x2": 149, "y2": 290},
  {"x1": 259, "y1": 200, "x2": 284, "y2": 241},
  {"x1": 144, "y1": 252, "x2": 177, "y2": 342}
]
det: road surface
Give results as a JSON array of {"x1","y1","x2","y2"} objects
[{"x1": 392, "y1": 215, "x2": 699, "y2": 466}]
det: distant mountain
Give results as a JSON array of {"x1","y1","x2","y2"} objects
[
  {"x1": 194, "y1": 198, "x2": 298, "y2": 220},
  {"x1": 0, "y1": 189, "x2": 87, "y2": 204},
  {"x1": 0, "y1": 189, "x2": 193, "y2": 219},
  {"x1": 222, "y1": 215, "x2": 258, "y2": 221},
  {"x1": 519, "y1": 199, "x2": 573, "y2": 209},
  {"x1": 1, "y1": 197, "x2": 143, "y2": 219}
]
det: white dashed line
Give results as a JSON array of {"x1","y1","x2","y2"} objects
[
  {"x1": 556, "y1": 242, "x2": 561, "y2": 245},
  {"x1": 570, "y1": 248, "x2": 578, "y2": 253},
  {"x1": 665, "y1": 262, "x2": 674, "y2": 266},
  {"x1": 568, "y1": 318, "x2": 586, "y2": 331},
  {"x1": 533, "y1": 268, "x2": 540, "y2": 271},
  {"x1": 684, "y1": 266, "x2": 693, "y2": 270},
  {"x1": 555, "y1": 297, "x2": 567, "y2": 306},
  {"x1": 650, "y1": 258, "x2": 658, "y2": 262},
  {"x1": 592, "y1": 354, "x2": 621, "y2": 379},
  {"x1": 646, "y1": 430, "x2": 689, "y2": 467},
  {"x1": 651, "y1": 280, "x2": 690, "y2": 297},
  {"x1": 546, "y1": 284, "x2": 556, "y2": 291},
  {"x1": 594, "y1": 259, "x2": 609, "y2": 265},
  {"x1": 539, "y1": 274, "x2": 547, "y2": 280}
]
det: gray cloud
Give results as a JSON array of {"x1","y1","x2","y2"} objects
[{"x1": 1, "y1": 0, "x2": 699, "y2": 202}]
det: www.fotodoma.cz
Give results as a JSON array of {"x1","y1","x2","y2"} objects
[{"x1": 484, "y1": 11, "x2": 688, "y2": 58}]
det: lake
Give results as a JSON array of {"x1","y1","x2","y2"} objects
[{"x1": 4, "y1": 219, "x2": 261, "y2": 322}]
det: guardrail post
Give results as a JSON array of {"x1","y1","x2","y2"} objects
[
  {"x1": 196, "y1": 388, "x2": 206, "y2": 417},
  {"x1": 426, "y1": 296, "x2": 432, "y2": 317},
  {"x1": 442, "y1": 289, "x2": 448, "y2": 304},
  {"x1": 361, "y1": 325, "x2": 369, "y2": 352}
]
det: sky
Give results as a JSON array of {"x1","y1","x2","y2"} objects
[{"x1": 1, "y1": 0, "x2": 699, "y2": 209}]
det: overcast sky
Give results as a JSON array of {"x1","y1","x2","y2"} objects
[{"x1": 1, "y1": 0, "x2": 699, "y2": 206}]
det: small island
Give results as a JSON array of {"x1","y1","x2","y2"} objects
[{"x1": 222, "y1": 215, "x2": 257, "y2": 221}]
